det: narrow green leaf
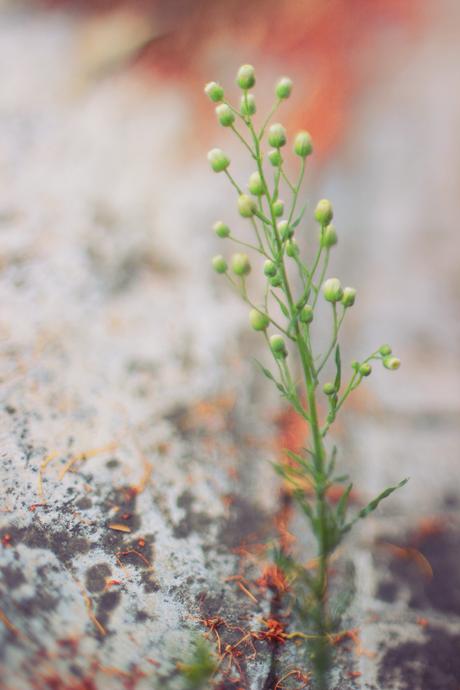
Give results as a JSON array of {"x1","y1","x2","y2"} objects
[
  {"x1": 326, "y1": 446, "x2": 338, "y2": 477},
  {"x1": 336, "y1": 483, "x2": 353, "y2": 525},
  {"x1": 270, "y1": 290, "x2": 290, "y2": 318},
  {"x1": 334, "y1": 344, "x2": 341, "y2": 392},
  {"x1": 253, "y1": 359, "x2": 286, "y2": 395},
  {"x1": 343, "y1": 478, "x2": 409, "y2": 533},
  {"x1": 291, "y1": 205, "x2": 307, "y2": 229}
]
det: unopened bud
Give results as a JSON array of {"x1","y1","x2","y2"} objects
[
  {"x1": 351, "y1": 360, "x2": 360, "y2": 371},
  {"x1": 268, "y1": 149, "x2": 282, "y2": 167},
  {"x1": 315, "y1": 199, "x2": 333, "y2": 226},
  {"x1": 273, "y1": 199, "x2": 284, "y2": 217},
  {"x1": 236, "y1": 64, "x2": 255, "y2": 90},
  {"x1": 379, "y1": 344, "x2": 392, "y2": 356},
  {"x1": 213, "y1": 221, "x2": 230, "y2": 238},
  {"x1": 248, "y1": 172, "x2": 264, "y2": 196},
  {"x1": 299, "y1": 305, "x2": 313, "y2": 324},
  {"x1": 249, "y1": 309, "x2": 270, "y2": 331},
  {"x1": 238, "y1": 194, "x2": 257, "y2": 218},
  {"x1": 204, "y1": 81, "x2": 224, "y2": 102},
  {"x1": 383, "y1": 356, "x2": 401, "y2": 371},
  {"x1": 275, "y1": 77, "x2": 293, "y2": 100},
  {"x1": 321, "y1": 224, "x2": 338, "y2": 249},
  {"x1": 232, "y1": 253, "x2": 251, "y2": 276},
  {"x1": 322, "y1": 278, "x2": 343, "y2": 303},
  {"x1": 359, "y1": 363, "x2": 372, "y2": 377},
  {"x1": 208, "y1": 148, "x2": 230, "y2": 173},
  {"x1": 278, "y1": 220, "x2": 293, "y2": 241},
  {"x1": 216, "y1": 103, "x2": 235, "y2": 127},
  {"x1": 263, "y1": 260, "x2": 277, "y2": 277},
  {"x1": 294, "y1": 130, "x2": 313, "y2": 158},
  {"x1": 268, "y1": 123, "x2": 287, "y2": 148},
  {"x1": 240, "y1": 94, "x2": 256, "y2": 116},
  {"x1": 323, "y1": 382, "x2": 336, "y2": 396},
  {"x1": 341, "y1": 287, "x2": 356, "y2": 308},
  {"x1": 269, "y1": 274, "x2": 282, "y2": 287},
  {"x1": 285, "y1": 239, "x2": 299, "y2": 257},
  {"x1": 269, "y1": 334, "x2": 287, "y2": 359},
  {"x1": 212, "y1": 255, "x2": 227, "y2": 274}
]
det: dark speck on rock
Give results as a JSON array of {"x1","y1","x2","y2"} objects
[{"x1": 85, "y1": 563, "x2": 111, "y2": 593}]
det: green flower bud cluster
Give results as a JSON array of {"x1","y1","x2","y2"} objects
[
  {"x1": 211, "y1": 252, "x2": 252, "y2": 277},
  {"x1": 315, "y1": 199, "x2": 334, "y2": 226},
  {"x1": 215, "y1": 104, "x2": 235, "y2": 127},
  {"x1": 322, "y1": 278, "x2": 343, "y2": 303},
  {"x1": 213, "y1": 221, "x2": 230, "y2": 238},
  {"x1": 204, "y1": 81, "x2": 224, "y2": 102},
  {"x1": 273, "y1": 199, "x2": 284, "y2": 217},
  {"x1": 232, "y1": 253, "x2": 251, "y2": 276},
  {"x1": 275, "y1": 77, "x2": 293, "y2": 100},
  {"x1": 268, "y1": 123, "x2": 287, "y2": 149},
  {"x1": 238, "y1": 194, "x2": 257, "y2": 218},
  {"x1": 236, "y1": 64, "x2": 256, "y2": 90},
  {"x1": 249, "y1": 309, "x2": 269, "y2": 331},
  {"x1": 277, "y1": 220, "x2": 293, "y2": 241},
  {"x1": 207, "y1": 148, "x2": 230, "y2": 173},
  {"x1": 270, "y1": 334, "x2": 287, "y2": 359},
  {"x1": 320, "y1": 224, "x2": 338, "y2": 249},
  {"x1": 248, "y1": 172, "x2": 264, "y2": 196},
  {"x1": 268, "y1": 149, "x2": 282, "y2": 167},
  {"x1": 294, "y1": 131, "x2": 313, "y2": 158}
]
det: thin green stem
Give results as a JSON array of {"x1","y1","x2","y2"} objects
[
  {"x1": 316, "y1": 305, "x2": 346, "y2": 376},
  {"x1": 258, "y1": 98, "x2": 282, "y2": 140},
  {"x1": 224, "y1": 169, "x2": 242, "y2": 195}
]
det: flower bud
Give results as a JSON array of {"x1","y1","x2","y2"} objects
[
  {"x1": 215, "y1": 103, "x2": 235, "y2": 127},
  {"x1": 268, "y1": 149, "x2": 282, "y2": 167},
  {"x1": 341, "y1": 287, "x2": 356, "y2": 308},
  {"x1": 240, "y1": 94, "x2": 256, "y2": 116},
  {"x1": 269, "y1": 274, "x2": 282, "y2": 287},
  {"x1": 249, "y1": 309, "x2": 270, "y2": 331},
  {"x1": 238, "y1": 194, "x2": 257, "y2": 218},
  {"x1": 321, "y1": 224, "x2": 338, "y2": 249},
  {"x1": 268, "y1": 123, "x2": 287, "y2": 148},
  {"x1": 275, "y1": 77, "x2": 293, "y2": 99},
  {"x1": 208, "y1": 148, "x2": 230, "y2": 173},
  {"x1": 299, "y1": 305, "x2": 313, "y2": 324},
  {"x1": 232, "y1": 253, "x2": 251, "y2": 276},
  {"x1": 351, "y1": 360, "x2": 360, "y2": 371},
  {"x1": 359, "y1": 363, "x2": 372, "y2": 377},
  {"x1": 212, "y1": 255, "x2": 227, "y2": 274},
  {"x1": 322, "y1": 278, "x2": 343, "y2": 303},
  {"x1": 213, "y1": 221, "x2": 230, "y2": 238},
  {"x1": 323, "y1": 382, "x2": 336, "y2": 396},
  {"x1": 314, "y1": 199, "x2": 333, "y2": 226},
  {"x1": 383, "y1": 356, "x2": 401, "y2": 371},
  {"x1": 270, "y1": 334, "x2": 287, "y2": 359},
  {"x1": 285, "y1": 239, "x2": 299, "y2": 257},
  {"x1": 204, "y1": 81, "x2": 224, "y2": 102},
  {"x1": 294, "y1": 130, "x2": 313, "y2": 158},
  {"x1": 236, "y1": 64, "x2": 255, "y2": 90},
  {"x1": 248, "y1": 172, "x2": 264, "y2": 196},
  {"x1": 278, "y1": 220, "x2": 293, "y2": 241},
  {"x1": 273, "y1": 199, "x2": 284, "y2": 217},
  {"x1": 379, "y1": 344, "x2": 392, "y2": 356},
  {"x1": 263, "y1": 260, "x2": 277, "y2": 277}
]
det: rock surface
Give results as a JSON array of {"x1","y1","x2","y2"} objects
[{"x1": 1, "y1": 4, "x2": 460, "y2": 690}]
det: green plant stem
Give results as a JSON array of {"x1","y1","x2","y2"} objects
[{"x1": 244, "y1": 114, "x2": 331, "y2": 682}]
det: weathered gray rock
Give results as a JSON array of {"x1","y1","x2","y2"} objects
[{"x1": 1, "y1": 3, "x2": 460, "y2": 690}]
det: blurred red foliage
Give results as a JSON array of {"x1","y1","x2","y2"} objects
[{"x1": 37, "y1": 0, "x2": 422, "y2": 158}]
